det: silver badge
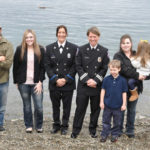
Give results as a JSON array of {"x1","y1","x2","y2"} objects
[
  {"x1": 87, "y1": 48, "x2": 89, "y2": 51},
  {"x1": 97, "y1": 49, "x2": 100, "y2": 51},
  {"x1": 67, "y1": 53, "x2": 71, "y2": 58},
  {"x1": 98, "y1": 57, "x2": 102, "y2": 62},
  {"x1": 54, "y1": 46, "x2": 56, "y2": 49}
]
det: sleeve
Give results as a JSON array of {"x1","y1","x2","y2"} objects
[
  {"x1": 94, "y1": 50, "x2": 110, "y2": 85},
  {"x1": 39, "y1": 47, "x2": 45, "y2": 82},
  {"x1": 101, "y1": 77, "x2": 107, "y2": 90},
  {"x1": 44, "y1": 46, "x2": 58, "y2": 84},
  {"x1": 64, "y1": 46, "x2": 77, "y2": 84},
  {"x1": 113, "y1": 53, "x2": 139, "y2": 80},
  {"x1": 122, "y1": 78, "x2": 128, "y2": 92},
  {"x1": 13, "y1": 46, "x2": 20, "y2": 83},
  {"x1": 0, "y1": 42, "x2": 13, "y2": 70},
  {"x1": 75, "y1": 48, "x2": 90, "y2": 84}
]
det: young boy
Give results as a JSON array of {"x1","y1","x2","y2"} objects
[{"x1": 100, "y1": 59, "x2": 128, "y2": 142}]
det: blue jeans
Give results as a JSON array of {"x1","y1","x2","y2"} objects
[
  {"x1": 101, "y1": 105, "x2": 122, "y2": 137},
  {"x1": 128, "y1": 78, "x2": 138, "y2": 90},
  {"x1": 0, "y1": 82, "x2": 9, "y2": 126},
  {"x1": 120, "y1": 99, "x2": 138, "y2": 136},
  {"x1": 18, "y1": 84, "x2": 43, "y2": 129}
]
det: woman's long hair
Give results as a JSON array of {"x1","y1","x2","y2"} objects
[
  {"x1": 134, "y1": 41, "x2": 149, "y2": 67},
  {"x1": 20, "y1": 29, "x2": 41, "y2": 62},
  {"x1": 119, "y1": 34, "x2": 133, "y2": 53}
]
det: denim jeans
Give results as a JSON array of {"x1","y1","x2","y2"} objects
[
  {"x1": 128, "y1": 78, "x2": 138, "y2": 90},
  {"x1": 18, "y1": 84, "x2": 43, "y2": 129},
  {"x1": 101, "y1": 105, "x2": 122, "y2": 137},
  {"x1": 0, "y1": 82, "x2": 9, "y2": 126},
  {"x1": 120, "y1": 99, "x2": 138, "y2": 136}
]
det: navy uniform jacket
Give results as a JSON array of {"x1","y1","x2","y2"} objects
[
  {"x1": 76, "y1": 43, "x2": 109, "y2": 96},
  {"x1": 45, "y1": 41, "x2": 78, "y2": 91}
]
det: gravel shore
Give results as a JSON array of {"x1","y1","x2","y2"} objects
[{"x1": 1, "y1": 115, "x2": 150, "y2": 150}]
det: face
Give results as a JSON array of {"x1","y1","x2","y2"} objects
[
  {"x1": 109, "y1": 65, "x2": 120, "y2": 78},
  {"x1": 88, "y1": 32, "x2": 99, "y2": 47},
  {"x1": 121, "y1": 38, "x2": 132, "y2": 53},
  {"x1": 25, "y1": 32, "x2": 34, "y2": 47},
  {"x1": 57, "y1": 27, "x2": 67, "y2": 44}
]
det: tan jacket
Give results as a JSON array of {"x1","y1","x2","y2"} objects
[{"x1": 0, "y1": 37, "x2": 13, "y2": 83}]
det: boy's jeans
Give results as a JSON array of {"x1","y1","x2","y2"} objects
[{"x1": 0, "y1": 82, "x2": 9, "y2": 126}]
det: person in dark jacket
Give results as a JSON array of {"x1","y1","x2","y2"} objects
[
  {"x1": 45, "y1": 25, "x2": 77, "y2": 135},
  {"x1": 71, "y1": 27, "x2": 109, "y2": 139},
  {"x1": 13, "y1": 29, "x2": 45, "y2": 133},
  {"x1": 113, "y1": 34, "x2": 145, "y2": 138}
]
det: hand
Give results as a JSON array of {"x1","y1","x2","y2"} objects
[
  {"x1": 34, "y1": 81, "x2": 42, "y2": 94},
  {"x1": 0, "y1": 56, "x2": 6, "y2": 61},
  {"x1": 100, "y1": 102, "x2": 105, "y2": 109},
  {"x1": 87, "y1": 79, "x2": 97, "y2": 88},
  {"x1": 139, "y1": 75, "x2": 146, "y2": 80},
  {"x1": 56, "y1": 78, "x2": 66, "y2": 87},
  {"x1": 121, "y1": 105, "x2": 126, "y2": 111}
]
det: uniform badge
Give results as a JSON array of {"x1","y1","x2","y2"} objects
[
  {"x1": 87, "y1": 48, "x2": 89, "y2": 51},
  {"x1": 67, "y1": 53, "x2": 71, "y2": 58},
  {"x1": 98, "y1": 57, "x2": 102, "y2": 62},
  {"x1": 97, "y1": 49, "x2": 100, "y2": 51},
  {"x1": 54, "y1": 46, "x2": 56, "y2": 49}
]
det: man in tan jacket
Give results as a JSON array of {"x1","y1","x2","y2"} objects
[{"x1": 0, "y1": 25, "x2": 13, "y2": 131}]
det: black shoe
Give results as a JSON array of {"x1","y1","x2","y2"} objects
[
  {"x1": 61, "y1": 129, "x2": 68, "y2": 135},
  {"x1": 100, "y1": 136, "x2": 107, "y2": 142},
  {"x1": 71, "y1": 133, "x2": 77, "y2": 139},
  {"x1": 0, "y1": 126, "x2": 5, "y2": 131},
  {"x1": 111, "y1": 136, "x2": 118, "y2": 142},
  {"x1": 127, "y1": 134, "x2": 135, "y2": 138},
  {"x1": 50, "y1": 128, "x2": 60, "y2": 134},
  {"x1": 90, "y1": 132, "x2": 97, "y2": 138}
]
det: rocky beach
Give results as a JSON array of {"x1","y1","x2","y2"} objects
[{"x1": 0, "y1": 80, "x2": 150, "y2": 150}]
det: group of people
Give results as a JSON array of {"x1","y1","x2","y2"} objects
[{"x1": 0, "y1": 24, "x2": 150, "y2": 142}]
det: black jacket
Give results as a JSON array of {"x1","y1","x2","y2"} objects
[
  {"x1": 45, "y1": 41, "x2": 77, "y2": 91},
  {"x1": 13, "y1": 45, "x2": 45, "y2": 84},
  {"x1": 113, "y1": 51, "x2": 143, "y2": 93},
  {"x1": 76, "y1": 43, "x2": 109, "y2": 96}
]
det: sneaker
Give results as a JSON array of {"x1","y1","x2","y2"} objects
[
  {"x1": 111, "y1": 136, "x2": 118, "y2": 142},
  {"x1": 100, "y1": 136, "x2": 107, "y2": 142},
  {"x1": 26, "y1": 127, "x2": 33, "y2": 133},
  {"x1": 0, "y1": 126, "x2": 5, "y2": 131},
  {"x1": 36, "y1": 128, "x2": 43, "y2": 133}
]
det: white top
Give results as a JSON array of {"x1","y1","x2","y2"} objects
[
  {"x1": 25, "y1": 50, "x2": 34, "y2": 84},
  {"x1": 131, "y1": 57, "x2": 150, "y2": 76}
]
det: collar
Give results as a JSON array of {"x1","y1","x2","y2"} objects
[
  {"x1": 0, "y1": 36, "x2": 7, "y2": 44},
  {"x1": 90, "y1": 44, "x2": 97, "y2": 50},
  {"x1": 110, "y1": 74, "x2": 120, "y2": 80},
  {"x1": 57, "y1": 40, "x2": 66, "y2": 48}
]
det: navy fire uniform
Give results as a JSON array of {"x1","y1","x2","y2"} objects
[
  {"x1": 72, "y1": 43, "x2": 109, "y2": 135},
  {"x1": 45, "y1": 41, "x2": 77, "y2": 130}
]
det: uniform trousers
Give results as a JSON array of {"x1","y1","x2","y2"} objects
[
  {"x1": 72, "y1": 93, "x2": 100, "y2": 135},
  {"x1": 50, "y1": 90, "x2": 73, "y2": 130}
]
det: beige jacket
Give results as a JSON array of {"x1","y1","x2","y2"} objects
[{"x1": 0, "y1": 37, "x2": 13, "y2": 83}]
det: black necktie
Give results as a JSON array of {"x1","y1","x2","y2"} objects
[{"x1": 59, "y1": 45, "x2": 63, "y2": 54}]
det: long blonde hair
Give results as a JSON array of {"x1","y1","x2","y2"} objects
[
  {"x1": 134, "y1": 40, "x2": 149, "y2": 67},
  {"x1": 21, "y1": 29, "x2": 41, "y2": 62}
]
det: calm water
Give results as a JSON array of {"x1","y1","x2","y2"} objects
[{"x1": 0, "y1": 0, "x2": 150, "y2": 119}]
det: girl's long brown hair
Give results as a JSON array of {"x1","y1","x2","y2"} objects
[
  {"x1": 20, "y1": 29, "x2": 41, "y2": 62},
  {"x1": 134, "y1": 41, "x2": 149, "y2": 67}
]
